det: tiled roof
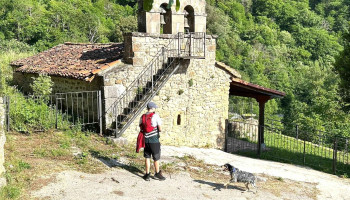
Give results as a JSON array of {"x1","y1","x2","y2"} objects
[
  {"x1": 215, "y1": 61, "x2": 241, "y2": 78},
  {"x1": 230, "y1": 77, "x2": 286, "y2": 99},
  {"x1": 11, "y1": 42, "x2": 124, "y2": 81}
]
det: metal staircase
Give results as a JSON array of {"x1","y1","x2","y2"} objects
[{"x1": 109, "y1": 32, "x2": 206, "y2": 137}]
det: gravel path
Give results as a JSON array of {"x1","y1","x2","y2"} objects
[
  {"x1": 32, "y1": 146, "x2": 350, "y2": 200},
  {"x1": 163, "y1": 146, "x2": 350, "y2": 200}
]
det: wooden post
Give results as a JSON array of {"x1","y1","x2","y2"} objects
[{"x1": 256, "y1": 96, "x2": 270, "y2": 155}]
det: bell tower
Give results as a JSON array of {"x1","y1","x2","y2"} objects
[{"x1": 137, "y1": 0, "x2": 207, "y2": 34}]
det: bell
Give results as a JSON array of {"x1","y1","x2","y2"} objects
[
  {"x1": 160, "y1": 14, "x2": 166, "y2": 25},
  {"x1": 184, "y1": 17, "x2": 190, "y2": 28}
]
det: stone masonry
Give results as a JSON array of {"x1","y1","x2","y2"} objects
[
  {"x1": 122, "y1": 58, "x2": 231, "y2": 148},
  {"x1": 137, "y1": 0, "x2": 206, "y2": 34},
  {"x1": 101, "y1": 32, "x2": 234, "y2": 149},
  {"x1": 12, "y1": 73, "x2": 102, "y2": 94},
  {"x1": 0, "y1": 97, "x2": 6, "y2": 188}
]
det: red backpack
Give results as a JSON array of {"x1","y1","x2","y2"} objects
[{"x1": 141, "y1": 113, "x2": 155, "y2": 133}]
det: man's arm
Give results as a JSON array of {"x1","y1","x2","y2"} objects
[{"x1": 153, "y1": 113, "x2": 162, "y2": 132}]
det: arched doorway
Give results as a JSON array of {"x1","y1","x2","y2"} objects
[
  {"x1": 184, "y1": 5, "x2": 195, "y2": 33},
  {"x1": 160, "y1": 4, "x2": 172, "y2": 34}
]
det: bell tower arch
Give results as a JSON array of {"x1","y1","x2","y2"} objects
[{"x1": 137, "y1": 0, "x2": 207, "y2": 34}]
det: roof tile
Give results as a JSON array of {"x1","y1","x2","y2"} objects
[{"x1": 11, "y1": 43, "x2": 124, "y2": 81}]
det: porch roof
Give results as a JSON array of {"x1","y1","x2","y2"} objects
[{"x1": 229, "y1": 77, "x2": 285, "y2": 101}]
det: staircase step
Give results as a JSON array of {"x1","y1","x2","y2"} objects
[{"x1": 112, "y1": 52, "x2": 181, "y2": 138}]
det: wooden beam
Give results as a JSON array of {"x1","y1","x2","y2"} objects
[{"x1": 256, "y1": 96, "x2": 270, "y2": 155}]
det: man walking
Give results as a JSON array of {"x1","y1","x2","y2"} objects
[{"x1": 140, "y1": 102, "x2": 166, "y2": 181}]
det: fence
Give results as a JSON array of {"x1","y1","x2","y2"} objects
[
  {"x1": 177, "y1": 32, "x2": 206, "y2": 58},
  {"x1": 4, "y1": 91, "x2": 102, "y2": 134},
  {"x1": 226, "y1": 120, "x2": 350, "y2": 175},
  {"x1": 228, "y1": 98, "x2": 258, "y2": 120}
]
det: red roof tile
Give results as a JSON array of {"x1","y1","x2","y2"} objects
[
  {"x1": 11, "y1": 43, "x2": 124, "y2": 81},
  {"x1": 230, "y1": 77, "x2": 286, "y2": 99}
]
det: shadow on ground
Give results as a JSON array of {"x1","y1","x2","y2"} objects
[
  {"x1": 194, "y1": 179, "x2": 246, "y2": 192},
  {"x1": 89, "y1": 150, "x2": 143, "y2": 178}
]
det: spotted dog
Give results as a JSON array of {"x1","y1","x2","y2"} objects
[{"x1": 222, "y1": 163, "x2": 257, "y2": 193}]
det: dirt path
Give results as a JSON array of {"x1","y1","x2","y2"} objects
[{"x1": 31, "y1": 146, "x2": 350, "y2": 200}]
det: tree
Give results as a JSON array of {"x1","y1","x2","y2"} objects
[{"x1": 334, "y1": 29, "x2": 350, "y2": 111}]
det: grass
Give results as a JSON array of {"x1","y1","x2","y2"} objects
[
  {"x1": 234, "y1": 129, "x2": 350, "y2": 176},
  {"x1": 0, "y1": 126, "x2": 169, "y2": 199},
  {"x1": 0, "y1": 129, "x2": 324, "y2": 200},
  {"x1": 0, "y1": 129, "x2": 125, "y2": 200}
]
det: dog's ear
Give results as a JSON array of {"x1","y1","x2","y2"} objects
[{"x1": 222, "y1": 164, "x2": 229, "y2": 171}]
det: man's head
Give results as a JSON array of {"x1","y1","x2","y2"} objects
[{"x1": 147, "y1": 102, "x2": 158, "y2": 111}]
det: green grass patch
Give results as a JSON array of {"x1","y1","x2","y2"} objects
[
  {"x1": 234, "y1": 130, "x2": 350, "y2": 176},
  {"x1": 0, "y1": 185, "x2": 21, "y2": 200}
]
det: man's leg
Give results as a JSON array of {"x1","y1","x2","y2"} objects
[
  {"x1": 143, "y1": 144, "x2": 151, "y2": 181},
  {"x1": 154, "y1": 160, "x2": 160, "y2": 173},
  {"x1": 154, "y1": 159, "x2": 165, "y2": 180},
  {"x1": 145, "y1": 158, "x2": 151, "y2": 174}
]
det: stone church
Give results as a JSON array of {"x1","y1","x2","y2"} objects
[{"x1": 11, "y1": 0, "x2": 284, "y2": 149}]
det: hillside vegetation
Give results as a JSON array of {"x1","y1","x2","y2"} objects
[{"x1": 0, "y1": 0, "x2": 350, "y2": 138}]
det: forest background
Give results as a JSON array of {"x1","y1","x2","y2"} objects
[{"x1": 0, "y1": 0, "x2": 350, "y2": 138}]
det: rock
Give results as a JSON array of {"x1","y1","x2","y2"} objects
[
  {"x1": 0, "y1": 98, "x2": 6, "y2": 179},
  {"x1": 177, "y1": 162, "x2": 186, "y2": 167},
  {"x1": 0, "y1": 177, "x2": 6, "y2": 188},
  {"x1": 107, "y1": 137, "x2": 128, "y2": 146},
  {"x1": 257, "y1": 176, "x2": 267, "y2": 182},
  {"x1": 189, "y1": 166, "x2": 201, "y2": 171},
  {"x1": 230, "y1": 113, "x2": 243, "y2": 120},
  {"x1": 71, "y1": 147, "x2": 82, "y2": 157}
]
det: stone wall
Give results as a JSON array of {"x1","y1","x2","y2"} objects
[
  {"x1": 51, "y1": 76, "x2": 103, "y2": 93},
  {"x1": 103, "y1": 33, "x2": 231, "y2": 149},
  {"x1": 12, "y1": 73, "x2": 102, "y2": 94},
  {"x1": 123, "y1": 32, "x2": 216, "y2": 66},
  {"x1": 0, "y1": 97, "x2": 6, "y2": 187},
  {"x1": 121, "y1": 59, "x2": 230, "y2": 149},
  {"x1": 226, "y1": 119, "x2": 259, "y2": 153}
]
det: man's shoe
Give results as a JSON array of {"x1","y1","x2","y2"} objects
[
  {"x1": 154, "y1": 170, "x2": 166, "y2": 181},
  {"x1": 143, "y1": 173, "x2": 150, "y2": 181}
]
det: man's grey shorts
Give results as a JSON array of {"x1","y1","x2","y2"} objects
[{"x1": 144, "y1": 143, "x2": 161, "y2": 161}]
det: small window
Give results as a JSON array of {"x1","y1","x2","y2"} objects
[{"x1": 177, "y1": 114, "x2": 181, "y2": 125}]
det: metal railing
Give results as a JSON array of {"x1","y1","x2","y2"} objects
[
  {"x1": 4, "y1": 96, "x2": 10, "y2": 132},
  {"x1": 226, "y1": 120, "x2": 350, "y2": 175},
  {"x1": 55, "y1": 91, "x2": 102, "y2": 133},
  {"x1": 108, "y1": 32, "x2": 206, "y2": 137},
  {"x1": 178, "y1": 32, "x2": 206, "y2": 58},
  {"x1": 4, "y1": 91, "x2": 102, "y2": 134}
]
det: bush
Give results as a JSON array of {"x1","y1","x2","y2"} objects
[
  {"x1": 8, "y1": 91, "x2": 70, "y2": 132},
  {"x1": 0, "y1": 185, "x2": 21, "y2": 199},
  {"x1": 0, "y1": 40, "x2": 35, "y2": 95},
  {"x1": 0, "y1": 39, "x2": 33, "y2": 53},
  {"x1": 30, "y1": 74, "x2": 53, "y2": 96}
]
